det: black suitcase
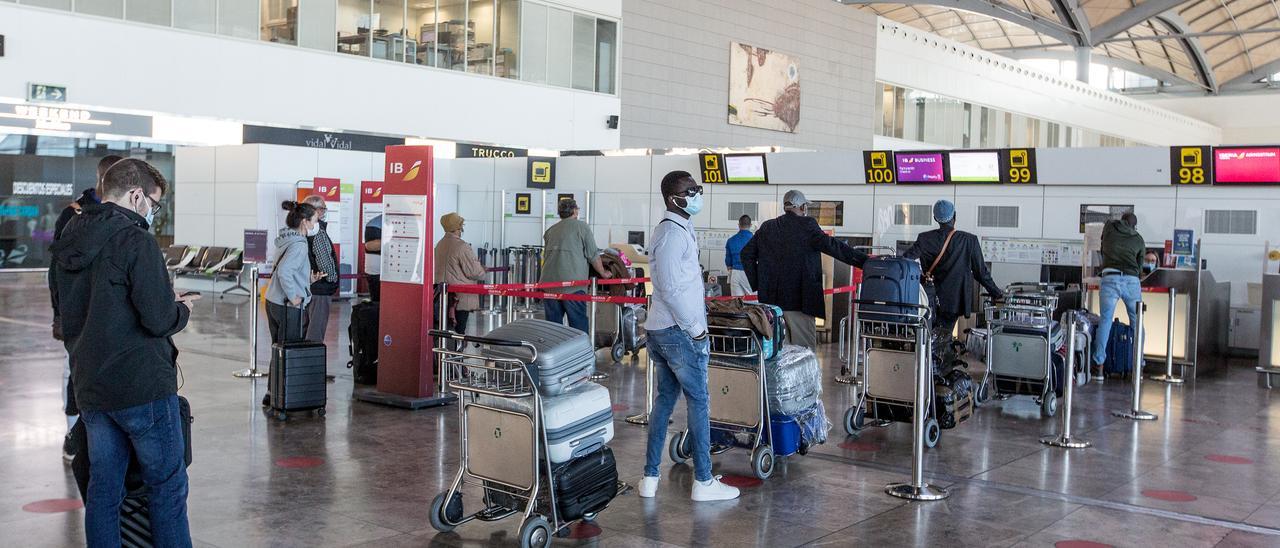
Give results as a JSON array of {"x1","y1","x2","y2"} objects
[
  {"x1": 70, "y1": 396, "x2": 194, "y2": 548},
  {"x1": 270, "y1": 307, "x2": 327, "y2": 419},
  {"x1": 859, "y1": 257, "x2": 924, "y2": 320},
  {"x1": 347, "y1": 300, "x2": 379, "y2": 385},
  {"x1": 549, "y1": 446, "x2": 618, "y2": 521}
]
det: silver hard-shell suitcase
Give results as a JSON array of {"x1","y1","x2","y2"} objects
[
  {"x1": 483, "y1": 319, "x2": 595, "y2": 396},
  {"x1": 477, "y1": 381, "x2": 615, "y2": 464}
]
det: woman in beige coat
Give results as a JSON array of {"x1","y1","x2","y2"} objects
[{"x1": 434, "y1": 213, "x2": 486, "y2": 334}]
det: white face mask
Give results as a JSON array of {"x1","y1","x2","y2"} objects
[
  {"x1": 307, "y1": 223, "x2": 320, "y2": 237},
  {"x1": 135, "y1": 190, "x2": 156, "y2": 227}
]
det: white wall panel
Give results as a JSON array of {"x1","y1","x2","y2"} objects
[
  {"x1": 1037, "y1": 148, "x2": 1170, "y2": 186},
  {"x1": 175, "y1": 147, "x2": 216, "y2": 184},
  {"x1": 766, "y1": 152, "x2": 866, "y2": 185},
  {"x1": 316, "y1": 149, "x2": 377, "y2": 184},
  {"x1": 594, "y1": 156, "x2": 651, "y2": 193},
  {"x1": 212, "y1": 145, "x2": 261, "y2": 185},
  {"x1": 952, "y1": 185, "x2": 1045, "y2": 239}
]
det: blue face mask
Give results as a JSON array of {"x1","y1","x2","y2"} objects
[{"x1": 679, "y1": 192, "x2": 703, "y2": 216}]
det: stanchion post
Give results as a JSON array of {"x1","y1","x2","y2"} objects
[
  {"x1": 886, "y1": 315, "x2": 948, "y2": 501},
  {"x1": 1112, "y1": 301, "x2": 1158, "y2": 421},
  {"x1": 589, "y1": 279, "x2": 609, "y2": 381},
  {"x1": 437, "y1": 282, "x2": 450, "y2": 396},
  {"x1": 1149, "y1": 288, "x2": 1183, "y2": 384},
  {"x1": 625, "y1": 353, "x2": 654, "y2": 425},
  {"x1": 1041, "y1": 311, "x2": 1090, "y2": 448},
  {"x1": 835, "y1": 292, "x2": 857, "y2": 384},
  {"x1": 233, "y1": 264, "x2": 267, "y2": 379}
]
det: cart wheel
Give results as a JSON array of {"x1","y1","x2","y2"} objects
[
  {"x1": 843, "y1": 406, "x2": 865, "y2": 436},
  {"x1": 429, "y1": 491, "x2": 463, "y2": 533},
  {"x1": 276, "y1": 412, "x2": 288, "y2": 422},
  {"x1": 611, "y1": 343, "x2": 625, "y2": 363},
  {"x1": 924, "y1": 418, "x2": 941, "y2": 449},
  {"x1": 317, "y1": 408, "x2": 326, "y2": 417},
  {"x1": 975, "y1": 381, "x2": 991, "y2": 405},
  {"x1": 798, "y1": 442, "x2": 810, "y2": 456},
  {"x1": 668, "y1": 431, "x2": 689, "y2": 464},
  {"x1": 519, "y1": 515, "x2": 551, "y2": 548},
  {"x1": 751, "y1": 445, "x2": 775, "y2": 480},
  {"x1": 1041, "y1": 393, "x2": 1058, "y2": 418},
  {"x1": 1076, "y1": 369, "x2": 1088, "y2": 387}
]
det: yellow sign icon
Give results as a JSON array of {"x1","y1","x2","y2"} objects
[
  {"x1": 703, "y1": 154, "x2": 720, "y2": 171},
  {"x1": 1009, "y1": 149, "x2": 1028, "y2": 168},
  {"x1": 531, "y1": 161, "x2": 552, "y2": 184},
  {"x1": 1180, "y1": 147, "x2": 1201, "y2": 168},
  {"x1": 870, "y1": 151, "x2": 887, "y2": 169}
]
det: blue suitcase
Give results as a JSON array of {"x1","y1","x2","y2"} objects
[
  {"x1": 1104, "y1": 319, "x2": 1134, "y2": 377},
  {"x1": 859, "y1": 257, "x2": 923, "y2": 320}
]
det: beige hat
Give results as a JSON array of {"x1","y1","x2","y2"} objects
[{"x1": 441, "y1": 212, "x2": 465, "y2": 233}]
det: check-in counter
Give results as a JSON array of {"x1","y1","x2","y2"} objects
[
  {"x1": 1087, "y1": 268, "x2": 1230, "y2": 377},
  {"x1": 1258, "y1": 274, "x2": 1280, "y2": 387}
]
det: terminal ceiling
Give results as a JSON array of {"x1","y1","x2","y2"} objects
[{"x1": 841, "y1": 0, "x2": 1280, "y2": 94}]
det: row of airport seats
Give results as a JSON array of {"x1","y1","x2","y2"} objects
[{"x1": 164, "y1": 245, "x2": 250, "y2": 296}]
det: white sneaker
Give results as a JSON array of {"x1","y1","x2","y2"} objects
[
  {"x1": 691, "y1": 476, "x2": 740, "y2": 501},
  {"x1": 638, "y1": 475, "x2": 659, "y2": 498}
]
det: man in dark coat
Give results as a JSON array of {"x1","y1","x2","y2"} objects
[
  {"x1": 904, "y1": 199, "x2": 1004, "y2": 336},
  {"x1": 741, "y1": 190, "x2": 868, "y2": 348}
]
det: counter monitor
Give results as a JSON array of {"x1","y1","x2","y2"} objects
[
  {"x1": 805, "y1": 200, "x2": 844, "y2": 226},
  {"x1": 724, "y1": 153, "x2": 769, "y2": 184},
  {"x1": 1214, "y1": 147, "x2": 1280, "y2": 184},
  {"x1": 947, "y1": 151, "x2": 1000, "y2": 183},
  {"x1": 895, "y1": 152, "x2": 946, "y2": 183}
]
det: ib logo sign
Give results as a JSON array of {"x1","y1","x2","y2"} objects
[{"x1": 390, "y1": 160, "x2": 422, "y2": 182}]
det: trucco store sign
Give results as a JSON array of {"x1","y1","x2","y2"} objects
[{"x1": 0, "y1": 102, "x2": 152, "y2": 137}]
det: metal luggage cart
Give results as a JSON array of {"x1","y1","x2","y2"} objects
[
  {"x1": 427, "y1": 330, "x2": 620, "y2": 548},
  {"x1": 841, "y1": 286, "x2": 942, "y2": 449},
  {"x1": 836, "y1": 246, "x2": 898, "y2": 385},
  {"x1": 669, "y1": 322, "x2": 780, "y2": 480},
  {"x1": 978, "y1": 301, "x2": 1062, "y2": 417}
]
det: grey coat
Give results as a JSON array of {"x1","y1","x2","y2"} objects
[{"x1": 266, "y1": 229, "x2": 313, "y2": 307}]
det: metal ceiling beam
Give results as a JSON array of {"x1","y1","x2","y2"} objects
[
  {"x1": 1097, "y1": 26, "x2": 1280, "y2": 43},
  {"x1": 996, "y1": 46, "x2": 1210, "y2": 89},
  {"x1": 1090, "y1": 0, "x2": 1200, "y2": 42},
  {"x1": 836, "y1": 0, "x2": 1081, "y2": 44},
  {"x1": 1155, "y1": 14, "x2": 1219, "y2": 93},
  {"x1": 1050, "y1": 0, "x2": 1091, "y2": 45},
  {"x1": 1221, "y1": 57, "x2": 1280, "y2": 86}
]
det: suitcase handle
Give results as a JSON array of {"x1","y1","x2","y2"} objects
[
  {"x1": 853, "y1": 298, "x2": 930, "y2": 312},
  {"x1": 427, "y1": 330, "x2": 540, "y2": 362}
]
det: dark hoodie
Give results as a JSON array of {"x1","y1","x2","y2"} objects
[
  {"x1": 49, "y1": 188, "x2": 100, "y2": 317},
  {"x1": 1101, "y1": 219, "x2": 1145, "y2": 277},
  {"x1": 50, "y1": 203, "x2": 190, "y2": 412}
]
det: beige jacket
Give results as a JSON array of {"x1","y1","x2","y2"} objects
[{"x1": 434, "y1": 233, "x2": 487, "y2": 311}]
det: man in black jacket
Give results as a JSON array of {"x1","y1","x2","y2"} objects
[
  {"x1": 904, "y1": 199, "x2": 1004, "y2": 336},
  {"x1": 303, "y1": 194, "x2": 339, "y2": 342},
  {"x1": 50, "y1": 158, "x2": 197, "y2": 547},
  {"x1": 50, "y1": 154, "x2": 120, "y2": 463},
  {"x1": 741, "y1": 190, "x2": 868, "y2": 348}
]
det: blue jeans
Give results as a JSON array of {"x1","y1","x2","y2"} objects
[
  {"x1": 1093, "y1": 274, "x2": 1142, "y2": 366},
  {"x1": 543, "y1": 292, "x2": 589, "y2": 333},
  {"x1": 81, "y1": 395, "x2": 191, "y2": 548},
  {"x1": 644, "y1": 326, "x2": 713, "y2": 482}
]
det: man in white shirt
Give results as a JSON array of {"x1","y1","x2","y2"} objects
[{"x1": 638, "y1": 170, "x2": 739, "y2": 502}]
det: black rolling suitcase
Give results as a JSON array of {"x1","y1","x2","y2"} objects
[
  {"x1": 347, "y1": 300, "x2": 379, "y2": 385},
  {"x1": 548, "y1": 447, "x2": 618, "y2": 521},
  {"x1": 270, "y1": 306, "x2": 327, "y2": 420}
]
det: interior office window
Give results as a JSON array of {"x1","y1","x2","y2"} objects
[
  {"x1": 1064, "y1": 126, "x2": 1073, "y2": 147},
  {"x1": 520, "y1": 1, "x2": 548, "y2": 83},
  {"x1": 1002, "y1": 112, "x2": 1012, "y2": 147},
  {"x1": 436, "y1": 0, "x2": 468, "y2": 71},
  {"x1": 895, "y1": 204, "x2": 933, "y2": 226},
  {"x1": 595, "y1": 18, "x2": 616, "y2": 93},
  {"x1": 373, "y1": 0, "x2": 409, "y2": 62},
  {"x1": 727, "y1": 202, "x2": 759, "y2": 222},
  {"x1": 261, "y1": 0, "x2": 298, "y2": 44},
  {"x1": 570, "y1": 14, "x2": 595, "y2": 91},
  {"x1": 468, "y1": 0, "x2": 495, "y2": 75},
  {"x1": 174, "y1": 0, "x2": 216, "y2": 33},
  {"x1": 891, "y1": 86, "x2": 905, "y2": 139},
  {"x1": 126, "y1": 0, "x2": 171, "y2": 26},
  {"x1": 337, "y1": 0, "x2": 372, "y2": 56},
  {"x1": 1205, "y1": 210, "x2": 1258, "y2": 235},
  {"x1": 75, "y1": 0, "x2": 122, "y2": 18},
  {"x1": 407, "y1": 1, "x2": 437, "y2": 66},
  {"x1": 298, "y1": 0, "x2": 338, "y2": 51},
  {"x1": 961, "y1": 103, "x2": 972, "y2": 148},
  {"x1": 979, "y1": 107, "x2": 991, "y2": 148},
  {"x1": 218, "y1": 0, "x2": 259, "y2": 39},
  {"x1": 495, "y1": 0, "x2": 519, "y2": 79},
  {"x1": 546, "y1": 7, "x2": 572, "y2": 87},
  {"x1": 20, "y1": 0, "x2": 70, "y2": 9},
  {"x1": 977, "y1": 206, "x2": 1019, "y2": 228}
]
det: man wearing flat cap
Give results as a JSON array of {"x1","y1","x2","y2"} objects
[
  {"x1": 904, "y1": 199, "x2": 1004, "y2": 336},
  {"x1": 434, "y1": 212, "x2": 486, "y2": 335},
  {"x1": 741, "y1": 190, "x2": 869, "y2": 348}
]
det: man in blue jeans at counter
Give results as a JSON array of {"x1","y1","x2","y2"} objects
[
  {"x1": 1093, "y1": 212, "x2": 1146, "y2": 375},
  {"x1": 638, "y1": 171, "x2": 739, "y2": 502}
]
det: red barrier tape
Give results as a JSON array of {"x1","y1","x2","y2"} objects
[
  {"x1": 449, "y1": 277, "x2": 649, "y2": 292},
  {"x1": 447, "y1": 284, "x2": 648, "y2": 305}
]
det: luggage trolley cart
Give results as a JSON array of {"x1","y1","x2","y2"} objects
[
  {"x1": 841, "y1": 286, "x2": 942, "y2": 448},
  {"x1": 978, "y1": 294, "x2": 1063, "y2": 417},
  {"x1": 427, "y1": 330, "x2": 620, "y2": 548},
  {"x1": 668, "y1": 320, "x2": 781, "y2": 480}
]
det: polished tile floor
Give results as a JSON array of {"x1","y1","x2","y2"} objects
[{"x1": 3, "y1": 273, "x2": 1279, "y2": 547}]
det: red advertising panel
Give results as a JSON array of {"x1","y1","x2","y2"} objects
[
  {"x1": 357, "y1": 181, "x2": 384, "y2": 294},
  {"x1": 1214, "y1": 147, "x2": 1280, "y2": 184}
]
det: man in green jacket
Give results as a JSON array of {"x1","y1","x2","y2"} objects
[{"x1": 1092, "y1": 212, "x2": 1146, "y2": 371}]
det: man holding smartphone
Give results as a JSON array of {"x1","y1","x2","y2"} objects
[{"x1": 50, "y1": 159, "x2": 197, "y2": 547}]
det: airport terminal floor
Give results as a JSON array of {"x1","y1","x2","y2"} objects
[{"x1": 3, "y1": 272, "x2": 1278, "y2": 548}]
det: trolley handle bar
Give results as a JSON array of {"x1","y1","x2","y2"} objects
[
  {"x1": 853, "y1": 298, "x2": 930, "y2": 312},
  {"x1": 428, "y1": 329, "x2": 541, "y2": 362}
]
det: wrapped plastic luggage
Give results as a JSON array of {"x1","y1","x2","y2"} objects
[
  {"x1": 765, "y1": 345, "x2": 823, "y2": 416},
  {"x1": 482, "y1": 319, "x2": 595, "y2": 396},
  {"x1": 476, "y1": 381, "x2": 615, "y2": 464}
]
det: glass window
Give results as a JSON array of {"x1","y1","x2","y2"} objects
[
  {"x1": 261, "y1": 0, "x2": 298, "y2": 44},
  {"x1": 979, "y1": 106, "x2": 991, "y2": 147},
  {"x1": 218, "y1": 0, "x2": 260, "y2": 39},
  {"x1": 298, "y1": 0, "x2": 338, "y2": 51},
  {"x1": 174, "y1": 0, "x2": 216, "y2": 33},
  {"x1": 407, "y1": 1, "x2": 439, "y2": 67},
  {"x1": 520, "y1": 2, "x2": 548, "y2": 84},
  {"x1": 496, "y1": 0, "x2": 519, "y2": 79},
  {"x1": 338, "y1": 0, "x2": 372, "y2": 57},
  {"x1": 21, "y1": 0, "x2": 70, "y2": 9},
  {"x1": 373, "y1": 0, "x2": 409, "y2": 62},
  {"x1": 468, "y1": 0, "x2": 495, "y2": 75},
  {"x1": 961, "y1": 102, "x2": 972, "y2": 148},
  {"x1": 595, "y1": 18, "x2": 616, "y2": 93},
  {"x1": 126, "y1": 0, "x2": 170, "y2": 26},
  {"x1": 546, "y1": 7, "x2": 572, "y2": 87},
  {"x1": 570, "y1": 14, "x2": 594, "y2": 91},
  {"x1": 76, "y1": 0, "x2": 122, "y2": 18},
  {"x1": 891, "y1": 86, "x2": 905, "y2": 139},
  {"x1": 436, "y1": 0, "x2": 469, "y2": 71}
]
